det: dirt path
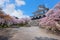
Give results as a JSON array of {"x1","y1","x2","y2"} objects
[{"x1": 9, "y1": 26, "x2": 60, "y2": 40}]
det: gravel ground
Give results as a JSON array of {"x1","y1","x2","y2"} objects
[
  {"x1": 0, "y1": 26, "x2": 60, "y2": 40},
  {"x1": 8, "y1": 26, "x2": 60, "y2": 40}
]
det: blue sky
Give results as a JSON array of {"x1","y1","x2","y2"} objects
[
  {"x1": 21, "y1": 0, "x2": 60, "y2": 16},
  {"x1": 0, "y1": 0, "x2": 60, "y2": 18}
]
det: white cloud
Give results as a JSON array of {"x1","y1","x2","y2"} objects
[
  {"x1": 15, "y1": 0, "x2": 25, "y2": 6},
  {"x1": 3, "y1": 4, "x2": 23, "y2": 18},
  {"x1": 1, "y1": 0, "x2": 29, "y2": 18},
  {"x1": 11, "y1": 10, "x2": 23, "y2": 18},
  {"x1": 3, "y1": 4, "x2": 15, "y2": 14},
  {"x1": 0, "y1": 0, "x2": 10, "y2": 9},
  {"x1": 0, "y1": 0, "x2": 5, "y2": 7},
  {"x1": 0, "y1": 0, "x2": 9, "y2": 6},
  {"x1": 5, "y1": 0, "x2": 10, "y2": 2}
]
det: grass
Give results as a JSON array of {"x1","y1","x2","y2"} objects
[{"x1": 0, "y1": 22, "x2": 28, "y2": 28}]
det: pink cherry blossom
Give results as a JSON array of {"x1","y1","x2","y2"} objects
[{"x1": 39, "y1": 2, "x2": 60, "y2": 31}]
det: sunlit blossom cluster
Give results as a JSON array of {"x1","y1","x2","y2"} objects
[{"x1": 39, "y1": 2, "x2": 60, "y2": 31}]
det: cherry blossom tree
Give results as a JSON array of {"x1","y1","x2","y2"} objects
[
  {"x1": 0, "y1": 9, "x2": 31, "y2": 28},
  {"x1": 39, "y1": 2, "x2": 60, "y2": 32}
]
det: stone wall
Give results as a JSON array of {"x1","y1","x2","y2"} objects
[{"x1": 27, "y1": 19, "x2": 39, "y2": 26}]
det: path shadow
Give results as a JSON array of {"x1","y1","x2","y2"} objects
[
  {"x1": 0, "y1": 36, "x2": 8, "y2": 40},
  {"x1": 34, "y1": 37, "x2": 58, "y2": 40}
]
